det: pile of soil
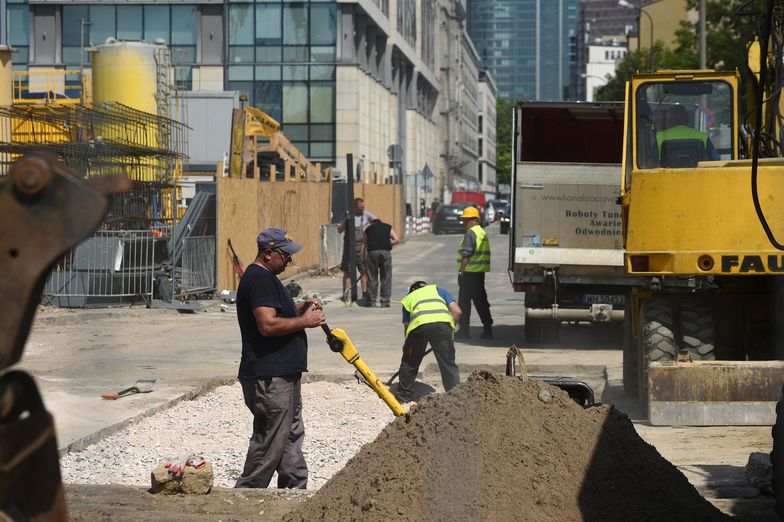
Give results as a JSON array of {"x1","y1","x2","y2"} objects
[{"x1": 284, "y1": 371, "x2": 727, "y2": 521}]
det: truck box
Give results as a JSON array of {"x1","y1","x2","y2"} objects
[{"x1": 510, "y1": 102, "x2": 638, "y2": 341}]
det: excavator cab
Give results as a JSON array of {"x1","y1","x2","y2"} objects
[{"x1": 619, "y1": 70, "x2": 784, "y2": 426}]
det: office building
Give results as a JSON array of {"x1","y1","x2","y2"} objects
[{"x1": 467, "y1": 0, "x2": 577, "y2": 100}]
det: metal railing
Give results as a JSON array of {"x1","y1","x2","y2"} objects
[
  {"x1": 42, "y1": 230, "x2": 158, "y2": 307},
  {"x1": 320, "y1": 224, "x2": 344, "y2": 271},
  {"x1": 12, "y1": 70, "x2": 90, "y2": 105},
  {"x1": 174, "y1": 236, "x2": 216, "y2": 298}
]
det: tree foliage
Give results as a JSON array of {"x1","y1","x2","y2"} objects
[
  {"x1": 495, "y1": 96, "x2": 516, "y2": 185},
  {"x1": 596, "y1": 0, "x2": 766, "y2": 103}
]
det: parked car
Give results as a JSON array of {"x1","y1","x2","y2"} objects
[
  {"x1": 485, "y1": 202, "x2": 496, "y2": 223},
  {"x1": 432, "y1": 204, "x2": 471, "y2": 234},
  {"x1": 489, "y1": 199, "x2": 510, "y2": 233}
]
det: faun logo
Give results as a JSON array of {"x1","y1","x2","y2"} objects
[{"x1": 721, "y1": 255, "x2": 784, "y2": 273}]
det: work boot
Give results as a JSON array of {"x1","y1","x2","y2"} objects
[
  {"x1": 454, "y1": 327, "x2": 470, "y2": 340},
  {"x1": 480, "y1": 326, "x2": 494, "y2": 340}
]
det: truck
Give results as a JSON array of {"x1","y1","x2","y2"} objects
[{"x1": 510, "y1": 101, "x2": 639, "y2": 342}]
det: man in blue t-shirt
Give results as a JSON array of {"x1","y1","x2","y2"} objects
[{"x1": 235, "y1": 228, "x2": 326, "y2": 489}]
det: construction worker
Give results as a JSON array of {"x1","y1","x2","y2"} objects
[
  {"x1": 396, "y1": 280, "x2": 462, "y2": 402},
  {"x1": 455, "y1": 205, "x2": 493, "y2": 340},
  {"x1": 234, "y1": 228, "x2": 326, "y2": 489},
  {"x1": 362, "y1": 218, "x2": 400, "y2": 307},
  {"x1": 338, "y1": 197, "x2": 377, "y2": 305},
  {"x1": 655, "y1": 104, "x2": 719, "y2": 165}
]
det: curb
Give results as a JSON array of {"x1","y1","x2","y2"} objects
[{"x1": 58, "y1": 376, "x2": 236, "y2": 456}]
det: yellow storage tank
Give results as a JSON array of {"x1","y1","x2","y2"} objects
[{"x1": 91, "y1": 38, "x2": 158, "y2": 114}]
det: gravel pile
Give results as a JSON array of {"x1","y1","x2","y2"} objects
[
  {"x1": 284, "y1": 371, "x2": 727, "y2": 522},
  {"x1": 60, "y1": 381, "x2": 395, "y2": 490}
]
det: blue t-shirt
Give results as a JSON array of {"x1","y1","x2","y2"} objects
[
  {"x1": 236, "y1": 264, "x2": 308, "y2": 379},
  {"x1": 401, "y1": 287, "x2": 455, "y2": 323}
]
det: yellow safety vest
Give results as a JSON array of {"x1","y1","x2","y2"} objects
[
  {"x1": 457, "y1": 225, "x2": 490, "y2": 272},
  {"x1": 401, "y1": 284, "x2": 454, "y2": 337},
  {"x1": 655, "y1": 125, "x2": 709, "y2": 155}
]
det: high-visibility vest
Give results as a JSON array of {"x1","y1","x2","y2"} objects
[
  {"x1": 457, "y1": 225, "x2": 490, "y2": 272},
  {"x1": 656, "y1": 125, "x2": 709, "y2": 155},
  {"x1": 401, "y1": 284, "x2": 454, "y2": 337}
]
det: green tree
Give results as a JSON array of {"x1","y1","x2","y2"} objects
[{"x1": 495, "y1": 96, "x2": 516, "y2": 185}]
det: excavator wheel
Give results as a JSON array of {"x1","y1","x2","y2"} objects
[
  {"x1": 772, "y1": 386, "x2": 784, "y2": 518},
  {"x1": 641, "y1": 299, "x2": 678, "y2": 363},
  {"x1": 622, "y1": 298, "x2": 638, "y2": 396},
  {"x1": 638, "y1": 298, "x2": 677, "y2": 402},
  {"x1": 679, "y1": 300, "x2": 715, "y2": 360}
]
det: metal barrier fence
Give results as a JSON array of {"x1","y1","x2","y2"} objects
[
  {"x1": 175, "y1": 236, "x2": 216, "y2": 298},
  {"x1": 320, "y1": 224, "x2": 344, "y2": 271},
  {"x1": 405, "y1": 216, "x2": 431, "y2": 236},
  {"x1": 42, "y1": 230, "x2": 159, "y2": 307}
]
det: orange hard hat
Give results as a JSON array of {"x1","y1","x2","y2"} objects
[{"x1": 460, "y1": 206, "x2": 480, "y2": 220}]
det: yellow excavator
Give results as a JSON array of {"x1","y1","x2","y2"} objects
[{"x1": 618, "y1": 0, "x2": 784, "y2": 514}]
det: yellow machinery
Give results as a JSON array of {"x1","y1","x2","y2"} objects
[
  {"x1": 228, "y1": 105, "x2": 325, "y2": 182},
  {"x1": 620, "y1": 68, "x2": 784, "y2": 426},
  {"x1": 321, "y1": 326, "x2": 405, "y2": 416}
]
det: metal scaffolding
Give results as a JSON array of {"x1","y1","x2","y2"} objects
[{"x1": 0, "y1": 102, "x2": 188, "y2": 228}]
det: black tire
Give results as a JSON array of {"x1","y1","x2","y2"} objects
[
  {"x1": 773, "y1": 387, "x2": 784, "y2": 519},
  {"x1": 679, "y1": 300, "x2": 715, "y2": 360},
  {"x1": 525, "y1": 318, "x2": 541, "y2": 343},
  {"x1": 638, "y1": 298, "x2": 677, "y2": 402},
  {"x1": 641, "y1": 299, "x2": 678, "y2": 363},
  {"x1": 623, "y1": 297, "x2": 638, "y2": 396}
]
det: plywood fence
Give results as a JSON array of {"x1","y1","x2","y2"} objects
[
  {"x1": 353, "y1": 183, "x2": 404, "y2": 240},
  {"x1": 217, "y1": 176, "x2": 405, "y2": 292}
]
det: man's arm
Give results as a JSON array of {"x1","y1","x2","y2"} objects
[
  {"x1": 253, "y1": 305, "x2": 324, "y2": 336},
  {"x1": 448, "y1": 301, "x2": 462, "y2": 323},
  {"x1": 459, "y1": 229, "x2": 476, "y2": 273},
  {"x1": 402, "y1": 322, "x2": 409, "y2": 336},
  {"x1": 390, "y1": 228, "x2": 400, "y2": 246},
  {"x1": 361, "y1": 231, "x2": 368, "y2": 259}
]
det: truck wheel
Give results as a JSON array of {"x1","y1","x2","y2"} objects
[
  {"x1": 525, "y1": 318, "x2": 542, "y2": 343},
  {"x1": 638, "y1": 299, "x2": 677, "y2": 404},
  {"x1": 679, "y1": 300, "x2": 715, "y2": 360},
  {"x1": 772, "y1": 386, "x2": 784, "y2": 518},
  {"x1": 542, "y1": 320, "x2": 560, "y2": 342},
  {"x1": 622, "y1": 299, "x2": 638, "y2": 396}
]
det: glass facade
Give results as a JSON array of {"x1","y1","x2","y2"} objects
[
  {"x1": 6, "y1": 0, "x2": 30, "y2": 68},
  {"x1": 61, "y1": 4, "x2": 197, "y2": 87},
  {"x1": 467, "y1": 0, "x2": 577, "y2": 100},
  {"x1": 226, "y1": 1, "x2": 336, "y2": 160}
]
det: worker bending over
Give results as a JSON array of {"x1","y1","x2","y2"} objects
[{"x1": 396, "y1": 280, "x2": 462, "y2": 403}]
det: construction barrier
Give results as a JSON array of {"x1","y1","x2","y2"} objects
[
  {"x1": 405, "y1": 216, "x2": 431, "y2": 236},
  {"x1": 175, "y1": 235, "x2": 216, "y2": 298},
  {"x1": 42, "y1": 230, "x2": 161, "y2": 307},
  {"x1": 320, "y1": 224, "x2": 344, "y2": 272}
]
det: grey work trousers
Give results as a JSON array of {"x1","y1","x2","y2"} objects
[
  {"x1": 367, "y1": 249, "x2": 392, "y2": 305},
  {"x1": 397, "y1": 322, "x2": 460, "y2": 400},
  {"x1": 235, "y1": 374, "x2": 308, "y2": 489}
]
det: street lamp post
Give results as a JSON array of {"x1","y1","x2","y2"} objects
[
  {"x1": 80, "y1": 19, "x2": 92, "y2": 104},
  {"x1": 581, "y1": 73, "x2": 608, "y2": 102},
  {"x1": 619, "y1": 0, "x2": 654, "y2": 71}
]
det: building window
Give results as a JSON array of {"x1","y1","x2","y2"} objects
[
  {"x1": 7, "y1": 2, "x2": 30, "y2": 67},
  {"x1": 478, "y1": 115, "x2": 483, "y2": 133},
  {"x1": 62, "y1": 4, "x2": 198, "y2": 86},
  {"x1": 227, "y1": 2, "x2": 337, "y2": 161},
  {"x1": 478, "y1": 163, "x2": 483, "y2": 183}
]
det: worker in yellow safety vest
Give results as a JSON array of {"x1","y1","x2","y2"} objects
[
  {"x1": 655, "y1": 104, "x2": 719, "y2": 164},
  {"x1": 455, "y1": 205, "x2": 493, "y2": 340},
  {"x1": 395, "y1": 281, "x2": 462, "y2": 403}
]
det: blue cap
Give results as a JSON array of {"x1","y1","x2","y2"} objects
[{"x1": 257, "y1": 228, "x2": 303, "y2": 255}]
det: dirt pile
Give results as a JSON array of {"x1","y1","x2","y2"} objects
[{"x1": 284, "y1": 371, "x2": 727, "y2": 522}]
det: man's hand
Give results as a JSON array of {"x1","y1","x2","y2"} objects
[{"x1": 302, "y1": 305, "x2": 326, "y2": 328}]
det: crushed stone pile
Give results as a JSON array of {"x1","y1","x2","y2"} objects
[{"x1": 284, "y1": 371, "x2": 727, "y2": 522}]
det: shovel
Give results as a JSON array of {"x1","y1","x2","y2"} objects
[{"x1": 100, "y1": 378, "x2": 157, "y2": 400}]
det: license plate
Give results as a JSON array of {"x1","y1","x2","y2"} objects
[{"x1": 584, "y1": 294, "x2": 625, "y2": 306}]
